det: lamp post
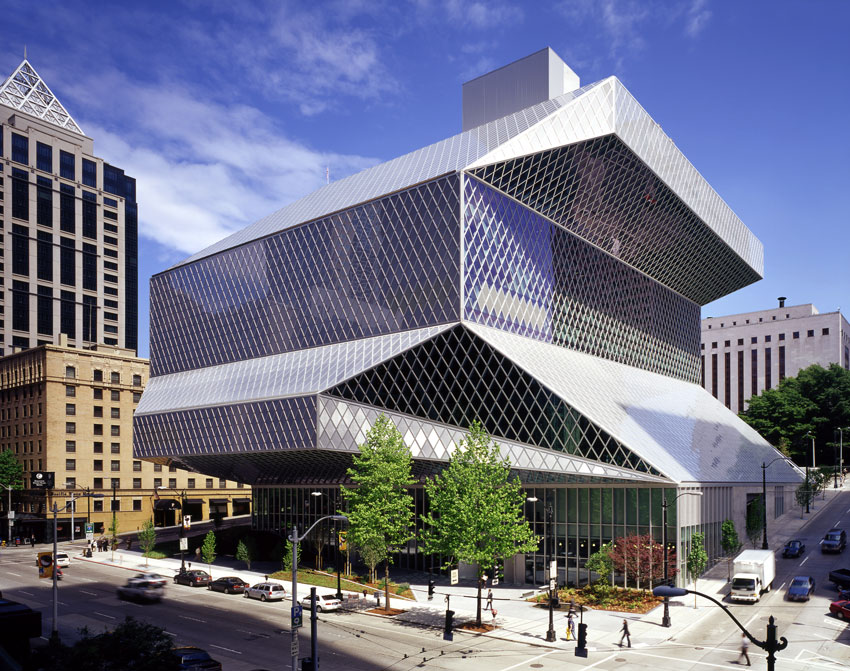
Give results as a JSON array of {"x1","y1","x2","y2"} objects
[
  {"x1": 527, "y1": 495, "x2": 556, "y2": 642},
  {"x1": 49, "y1": 498, "x2": 75, "y2": 641},
  {"x1": 158, "y1": 486, "x2": 188, "y2": 571},
  {"x1": 311, "y1": 490, "x2": 344, "y2": 599},
  {"x1": 290, "y1": 514, "x2": 347, "y2": 671},
  {"x1": 761, "y1": 457, "x2": 791, "y2": 550},
  {"x1": 1, "y1": 483, "x2": 14, "y2": 545},
  {"x1": 654, "y1": 585, "x2": 787, "y2": 670},
  {"x1": 805, "y1": 432, "x2": 815, "y2": 514},
  {"x1": 661, "y1": 490, "x2": 703, "y2": 628},
  {"x1": 838, "y1": 427, "x2": 848, "y2": 487},
  {"x1": 63, "y1": 483, "x2": 103, "y2": 547}
]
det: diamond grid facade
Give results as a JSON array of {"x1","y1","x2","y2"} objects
[
  {"x1": 0, "y1": 61, "x2": 83, "y2": 135},
  {"x1": 136, "y1": 57, "x2": 799, "y2": 584}
]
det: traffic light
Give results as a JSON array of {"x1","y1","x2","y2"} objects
[
  {"x1": 428, "y1": 579, "x2": 435, "y2": 600},
  {"x1": 575, "y1": 623, "x2": 588, "y2": 657},
  {"x1": 443, "y1": 609, "x2": 454, "y2": 641}
]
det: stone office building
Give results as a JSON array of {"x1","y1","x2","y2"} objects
[{"x1": 135, "y1": 49, "x2": 800, "y2": 585}]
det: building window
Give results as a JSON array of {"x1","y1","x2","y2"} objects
[
  {"x1": 132, "y1": 374, "x2": 142, "y2": 386},
  {"x1": 169, "y1": 465, "x2": 177, "y2": 473},
  {"x1": 110, "y1": 425, "x2": 120, "y2": 436},
  {"x1": 169, "y1": 478, "x2": 177, "y2": 489},
  {"x1": 94, "y1": 369, "x2": 103, "y2": 382},
  {"x1": 133, "y1": 461, "x2": 141, "y2": 472},
  {"x1": 65, "y1": 404, "x2": 75, "y2": 416},
  {"x1": 110, "y1": 407, "x2": 120, "y2": 419},
  {"x1": 66, "y1": 386, "x2": 75, "y2": 398},
  {"x1": 133, "y1": 478, "x2": 142, "y2": 489},
  {"x1": 37, "y1": 232, "x2": 53, "y2": 281},
  {"x1": 65, "y1": 440, "x2": 75, "y2": 452},
  {"x1": 807, "y1": 330, "x2": 814, "y2": 337},
  {"x1": 66, "y1": 422, "x2": 76, "y2": 434},
  {"x1": 93, "y1": 389, "x2": 103, "y2": 400},
  {"x1": 132, "y1": 499, "x2": 142, "y2": 511},
  {"x1": 737, "y1": 350, "x2": 744, "y2": 414},
  {"x1": 111, "y1": 372, "x2": 120, "y2": 384},
  {"x1": 60, "y1": 187, "x2": 75, "y2": 233},
  {"x1": 751, "y1": 349, "x2": 758, "y2": 398},
  {"x1": 751, "y1": 336, "x2": 757, "y2": 344},
  {"x1": 779, "y1": 345, "x2": 786, "y2": 381},
  {"x1": 236, "y1": 483, "x2": 243, "y2": 489},
  {"x1": 700, "y1": 343, "x2": 704, "y2": 351},
  {"x1": 724, "y1": 340, "x2": 730, "y2": 348},
  {"x1": 93, "y1": 500, "x2": 103, "y2": 512},
  {"x1": 153, "y1": 478, "x2": 162, "y2": 488},
  {"x1": 59, "y1": 150, "x2": 75, "y2": 180},
  {"x1": 93, "y1": 478, "x2": 103, "y2": 489},
  {"x1": 779, "y1": 333, "x2": 785, "y2": 341},
  {"x1": 711, "y1": 342, "x2": 717, "y2": 349},
  {"x1": 94, "y1": 406, "x2": 103, "y2": 418},
  {"x1": 188, "y1": 479, "x2": 195, "y2": 489},
  {"x1": 765, "y1": 347, "x2": 772, "y2": 390},
  {"x1": 11, "y1": 169, "x2": 30, "y2": 220},
  {"x1": 94, "y1": 442, "x2": 103, "y2": 453},
  {"x1": 133, "y1": 392, "x2": 142, "y2": 403},
  {"x1": 65, "y1": 366, "x2": 75, "y2": 379},
  {"x1": 153, "y1": 463, "x2": 162, "y2": 472},
  {"x1": 82, "y1": 158, "x2": 97, "y2": 187},
  {"x1": 111, "y1": 498, "x2": 120, "y2": 512},
  {"x1": 219, "y1": 479, "x2": 226, "y2": 488},
  {"x1": 111, "y1": 460, "x2": 120, "y2": 472},
  {"x1": 111, "y1": 390, "x2": 120, "y2": 402},
  {"x1": 765, "y1": 335, "x2": 771, "y2": 342},
  {"x1": 737, "y1": 338, "x2": 744, "y2": 346},
  {"x1": 793, "y1": 331, "x2": 800, "y2": 339},
  {"x1": 93, "y1": 460, "x2": 103, "y2": 472},
  {"x1": 823, "y1": 328, "x2": 830, "y2": 336},
  {"x1": 93, "y1": 424, "x2": 103, "y2": 436},
  {"x1": 111, "y1": 443, "x2": 120, "y2": 454},
  {"x1": 65, "y1": 459, "x2": 76, "y2": 471},
  {"x1": 206, "y1": 478, "x2": 213, "y2": 488},
  {"x1": 65, "y1": 477, "x2": 76, "y2": 488},
  {"x1": 12, "y1": 133, "x2": 29, "y2": 164},
  {"x1": 724, "y1": 351, "x2": 731, "y2": 409}
]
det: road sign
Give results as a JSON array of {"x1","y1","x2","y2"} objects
[
  {"x1": 549, "y1": 560, "x2": 557, "y2": 579},
  {"x1": 549, "y1": 578, "x2": 556, "y2": 591},
  {"x1": 291, "y1": 604, "x2": 303, "y2": 628},
  {"x1": 85, "y1": 523, "x2": 93, "y2": 534},
  {"x1": 450, "y1": 569, "x2": 459, "y2": 585},
  {"x1": 6, "y1": 511, "x2": 13, "y2": 519},
  {"x1": 179, "y1": 537, "x2": 188, "y2": 551},
  {"x1": 37, "y1": 552, "x2": 54, "y2": 579},
  {"x1": 291, "y1": 631, "x2": 299, "y2": 656},
  {"x1": 491, "y1": 577, "x2": 499, "y2": 586}
]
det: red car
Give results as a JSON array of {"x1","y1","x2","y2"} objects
[{"x1": 829, "y1": 600, "x2": 850, "y2": 620}]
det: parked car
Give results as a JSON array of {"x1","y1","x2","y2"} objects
[
  {"x1": 301, "y1": 593, "x2": 342, "y2": 612},
  {"x1": 170, "y1": 646, "x2": 222, "y2": 670},
  {"x1": 839, "y1": 587, "x2": 850, "y2": 600},
  {"x1": 173, "y1": 569, "x2": 212, "y2": 587},
  {"x1": 244, "y1": 582, "x2": 286, "y2": 602},
  {"x1": 208, "y1": 576, "x2": 249, "y2": 594},
  {"x1": 132, "y1": 572, "x2": 168, "y2": 587},
  {"x1": 786, "y1": 576, "x2": 815, "y2": 601},
  {"x1": 829, "y1": 600, "x2": 850, "y2": 620},
  {"x1": 822, "y1": 528, "x2": 847, "y2": 553},
  {"x1": 54, "y1": 552, "x2": 70, "y2": 568},
  {"x1": 829, "y1": 568, "x2": 850, "y2": 590},
  {"x1": 117, "y1": 579, "x2": 164, "y2": 603},
  {"x1": 782, "y1": 539, "x2": 805, "y2": 558}
]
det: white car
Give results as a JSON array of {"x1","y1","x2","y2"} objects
[
  {"x1": 54, "y1": 552, "x2": 70, "y2": 568},
  {"x1": 244, "y1": 582, "x2": 286, "y2": 602},
  {"x1": 131, "y1": 572, "x2": 168, "y2": 587},
  {"x1": 301, "y1": 593, "x2": 342, "y2": 612}
]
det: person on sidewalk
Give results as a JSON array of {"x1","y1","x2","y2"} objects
[
  {"x1": 619, "y1": 619, "x2": 631, "y2": 648},
  {"x1": 486, "y1": 589, "x2": 493, "y2": 613},
  {"x1": 738, "y1": 634, "x2": 751, "y2": 666},
  {"x1": 566, "y1": 612, "x2": 576, "y2": 641}
]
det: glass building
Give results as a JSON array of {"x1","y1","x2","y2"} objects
[{"x1": 135, "y1": 49, "x2": 800, "y2": 585}]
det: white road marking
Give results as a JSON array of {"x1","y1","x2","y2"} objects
[
  {"x1": 585, "y1": 652, "x2": 618, "y2": 669},
  {"x1": 744, "y1": 613, "x2": 760, "y2": 628},
  {"x1": 178, "y1": 615, "x2": 206, "y2": 623},
  {"x1": 778, "y1": 582, "x2": 786, "y2": 591},
  {"x1": 80, "y1": 590, "x2": 98, "y2": 596},
  {"x1": 837, "y1": 520, "x2": 842, "y2": 526},
  {"x1": 93, "y1": 611, "x2": 115, "y2": 619},
  {"x1": 210, "y1": 644, "x2": 242, "y2": 654},
  {"x1": 800, "y1": 556, "x2": 810, "y2": 566},
  {"x1": 821, "y1": 618, "x2": 846, "y2": 630},
  {"x1": 164, "y1": 631, "x2": 177, "y2": 636},
  {"x1": 7, "y1": 572, "x2": 21, "y2": 577},
  {"x1": 497, "y1": 650, "x2": 555, "y2": 671},
  {"x1": 19, "y1": 591, "x2": 33, "y2": 596},
  {"x1": 625, "y1": 650, "x2": 745, "y2": 669}
]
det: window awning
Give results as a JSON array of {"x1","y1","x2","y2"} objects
[
  {"x1": 209, "y1": 499, "x2": 228, "y2": 505},
  {"x1": 233, "y1": 498, "x2": 251, "y2": 503},
  {"x1": 154, "y1": 498, "x2": 181, "y2": 511},
  {"x1": 185, "y1": 498, "x2": 204, "y2": 505}
]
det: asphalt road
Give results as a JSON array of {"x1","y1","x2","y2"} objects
[{"x1": 2, "y1": 493, "x2": 849, "y2": 671}]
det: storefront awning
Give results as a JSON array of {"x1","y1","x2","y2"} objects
[
  {"x1": 185, "y1": 499, "x2": 204, "y2": 505},
  {"x1": 209, "y1": 499, "x2": 228, "y2": 505},
  {"x1": 233, "y1": 498, "x2": 251, "y2": 503},
  {"x1": 154, "y1": 498, "x2": 181, "y2": 511}
]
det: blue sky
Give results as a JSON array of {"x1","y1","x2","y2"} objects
[{"x1": 2, "y1": 1, "x2": 847, "y2": 357}]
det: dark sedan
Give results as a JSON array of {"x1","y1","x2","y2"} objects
[
  {"x1": 173, "y1": 569, "x2": 212, "y2": 587},
  {"x1": 786, "y1": 575, "x2": 815, "y2": 601},
  {"x1": 170, "y1": 646, "x2": 222, "y2": 670},
  {"x1": 208, "y1": 576, "x2": 249, "y2": 594},
  {"x1": 782, "y1": 539, "x2": 805, "y2": 558}
]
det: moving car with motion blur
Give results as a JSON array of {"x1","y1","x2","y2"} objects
[{"x1": 117, "y1": 579, "x2": 164, "y2": 603}]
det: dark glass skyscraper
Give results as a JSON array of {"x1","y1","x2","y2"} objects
[{"x1": 136, "y1": 50, "x2": 800, "y2": 584}]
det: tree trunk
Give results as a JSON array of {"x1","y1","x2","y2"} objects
[
  {"x1": 476, "y1": 575, "x2": 483, "y2": 627},
  {"x1": 384, "y1": 558, "x2": 390, "y2": 612}
]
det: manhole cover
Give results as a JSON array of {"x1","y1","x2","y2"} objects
[
  {"x1": 616, "y1": 659, "x2": 627, "y2": 662},
  {"x1": 530, "y1": 665, "x2": 544, "y2": 668},
  {"x1": 694, "y1": 647, "x2": 704, "y2": 650}
]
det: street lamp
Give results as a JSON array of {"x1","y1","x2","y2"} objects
[
  {"x1": 64, "y1": 483, "x2": 103, "y2": 546},
  {"x1": 527, "y1": 495, "x2": 556, "y2": 642},
  {"x1": 760, "y1": 457, "x2": 792, "y2": 550},
  {"x1": 49, "y1": 498, "x2": 75, "y2": 641},
  {"x1": 289, "y1": 514, "x2": 347, "y2": 671},
  {"x1": 311, "y1": 491, "x2": 343, "y2": 601},
  {"x1": 654, "y1": 585, "x2": 787, "y2": 671},
  {"x1": 661, "y1": 490, "x2": 703, "y2": 628},
  {"x1": 837, "y1": 427, "x2": 849, "y2": 487},
  {"x1": 158, "y1": 486, "x2": 188, "y2": 571},
  {"x1": 1, "y1": 483, "x2": 15, "y2": 545},
  {"x1": 805, "y1": 432, "x2": 814, "y2": 514}
]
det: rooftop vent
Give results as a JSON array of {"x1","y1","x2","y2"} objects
[
  {"x1": 778, "y1": 296, "x2": 787, "y2": 308},
  {"x1": 461, "y1": 47, "x2": 580, "y2": 132}
]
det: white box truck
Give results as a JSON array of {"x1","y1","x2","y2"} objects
[{"x1": 730, "y1": 549, "x2": 776, "y2": 602}]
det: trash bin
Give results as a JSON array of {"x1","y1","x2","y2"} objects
[{"x1": 301, "y1": 657, "x2": 316, "y2": 671}]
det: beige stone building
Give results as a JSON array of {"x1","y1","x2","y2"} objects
[{"x1": 0, "y1": 341, "x2": 250, "y2": 542}]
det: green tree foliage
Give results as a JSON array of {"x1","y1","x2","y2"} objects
[
  {"x1": 607, "y1": 534, "x2": 673, "y2": 590},
  {"x1": 235, "y1": 539, "x2": 253, "y2": 570},
  {"x1": 720, "y1": 519, "x2": 741, "y2": 581},
  {"x1": 31, "y1": 616, "x2": 179, "y2": 671},
  {"x1": 745, "y1": 498, "x2": 764, "y2": 549},
  {"x1": 340, "y1": 414, "x2": 415, "y2": 610},
  {"x1": 138, "y1": 519, "x2": 157, "y2": 566},
  {"x1": 421, "y1": 422, "x2": 538, "y2": 625},
  {"x1": 686, "y1": 532, "x2": 708, "y2": 608},
  {"x1": 280, "y1": 538, "x2": 293, "y2": 571},
  {"x1": 741, "y1": 363, "x2": 850, "y2": 465},
  {"x1": 585, "y1": 542, "x2": 614, "y2": 585},
  {"x1": 201, "y1": 530, "x2": 217, "y2": 569},
  {"x1": 0, "y1": 448, "x2": 24, "y2": 489},
  {"x1": 795, "y1": 481, "x2": 813, "y2": 515}
]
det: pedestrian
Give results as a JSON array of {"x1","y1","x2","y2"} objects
[
  {"x1": 566, "y1": 612, "x2": 576, "y2": 641},
  {"x1": 486, "y1": 589, "x2": 493, "y2": 613},
  {"x1": 29, "y1": 534, "x2": 35, "y2": 547},
  {"x1": 738, "y1": 633, "x2": 751, "y2": 666},
  {"x1": 619, "y1": 619, "x2": 631, "y2": 648}
]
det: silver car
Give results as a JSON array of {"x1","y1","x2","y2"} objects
[
  {"x1": 301, "y1": 593, "x2": 342, "y2": 612},
  {"x1": 244, "y1": 582, "x2": 286, "y2": 602}
]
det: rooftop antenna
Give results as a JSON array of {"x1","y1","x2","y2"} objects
[
  {"x1": 24, "y1": 45, "x2": 27, "y2": 60},
  {"x1": 325, "y1": 166, "x2": 329, "y2": 185}
]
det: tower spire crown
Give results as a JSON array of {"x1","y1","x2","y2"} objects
[{"x1": 0, "y1": 59, "x2": 83, "y2": 135}]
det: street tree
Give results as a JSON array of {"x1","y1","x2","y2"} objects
[
  {"x1": 138, "y1": 519, "x2": 157, "y2": 567},
  {"x1": 421, "y1": 422, "x2": 538, "y2": 626},
  {"x1": 201, "y1": 530, "x2": 216, "y2": 572},
  {"x1": 720, "y1": 519, "x2": 741, "y2": 581},
  {"x1": 607, "y1": 534, "x2": 673, "y2": 590},
  {"x1": 686, "y1": 532, "x2": 708, "y2": 608},
  {"x1": 236, "y1": 539, "x2": 254, "y2": 570},
  {"x1": 745, "y1": 498, "x2": 764, "y2": 548},
  {"x1": 0, "y1": 448, "x2": 23, "y2": 489},
  {"x1": 585, "y1": 542, "x2": 614, "y2": 585},
  {"x1": 340, "y1": 414, "x2": 415, "y2": 610},
  {"x1": 108, "y1": 516, "x2": 120, "y2": 553},
  {"x1": 741, "y1": 363, "x2": 850, "y2": 465}
]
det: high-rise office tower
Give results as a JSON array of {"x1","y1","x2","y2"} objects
[{"x1": 0, "y1": 60, "x2": 138, "y2": 355}]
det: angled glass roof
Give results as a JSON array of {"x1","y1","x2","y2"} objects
[
  {"x1": 135, "y1": 323, "x2": 455, "y2": 415},
  {"x1": 0, "y1": 60, "x2": 84, "y2": 135},
  {"x1": 465, "y1": 321, "x2": 801, "y2": 484}
]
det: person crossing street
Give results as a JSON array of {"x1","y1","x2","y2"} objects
[{"x1": 619, "y1": 619, "x2": 631, "y2": 648}]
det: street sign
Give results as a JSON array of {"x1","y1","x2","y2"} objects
[
  {"x1": 291, "y1": 631, "x2": 299, "y2": 656},
  {"x1": 6, "y1": 511, "x2": 13, "y2": 519},
  {"x1": 549, "y1": 560, "x2": 557, "y2": 579},
  {"x1": 183, "y1": 515, "x2": 191, "y2": 530},
  {"x1": 37, "y1": 552, "x2": 54, "y2": 579},
  {"x1": 179, "y1": 537, "x2": 188, "y2": 551},
  {"x1": 491, "y1": 577, "x2": 499, "y2": 586},
  {"x1": 85, "y1": 523, "x2": 93, "y2": 534},
  {"x1": 450, "y1": 569, "x2": 459, "y2": 585},
  {"x1": 291, "y1": 604, "x2": 303, "y2": 628},
  {"x1": 549, "y1": 578, "x2": 556, "y2": 591},
  {"x1": 31, "y1": 471, "x2": 55, "y2": 489}
]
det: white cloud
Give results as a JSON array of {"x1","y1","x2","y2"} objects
[
  {"x1": 685, "y1": 0, "x2": 712, "y2": 38},
  {"x1": 443, "y1": 0, "x2": 524, "y2": 29}
]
